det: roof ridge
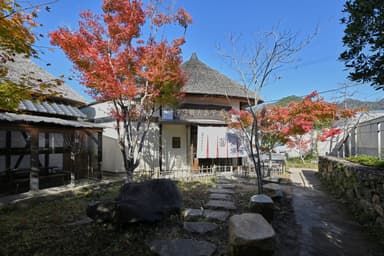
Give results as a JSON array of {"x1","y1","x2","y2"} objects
[{"x1": 182, "y1": 53, "x2": 257, "y2": 100}]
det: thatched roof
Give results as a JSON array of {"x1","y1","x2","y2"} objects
[
  {"x1": 182, "y1": 53, "x2": 257, "y2": 100},
  {"x1": 3, "y1": 54, "x2": 87, "y2": 106}
]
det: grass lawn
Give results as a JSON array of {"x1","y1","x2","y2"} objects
[
  {"x1": 0, "y1": 180, "x2": 218, "y2": 256},
  {"x1": 286, "y1": 157, "x2": 318, "y2": 170}
]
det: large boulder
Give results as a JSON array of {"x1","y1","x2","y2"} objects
[
  {"x1": 86, "y1": 179, "x2": 183, "y2": 224},
  {"x1": 115, "y1": 179, "x2": 183, "y2": 223}
]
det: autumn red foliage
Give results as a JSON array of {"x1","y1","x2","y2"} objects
[
  {"x1": 50, "y1": 0, "x2": 191, "y2": 179},
  {"x1": 228, "y1": 91, "x2": 359, "y2": 158}
]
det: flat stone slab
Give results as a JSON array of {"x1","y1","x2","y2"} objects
[
  {"x1": 209, "y1": 193, "x2": 233, "y2": 201},
  {"x1": 183, "y1": 208, "x2": 230, "y2": 222},
  {"x1": 262, "y1": 176, "x2": 281, "y2": 184},
  {"x1": 214, "y1": 183, "x2": 236, "y2": 189},
  {"x1": 208, "y1": 188, "x2": 235, "y2": 194},
  {"x1": 183, "y1": 221, "x2": 219, "y2": 234},
  {"x1": 229, "y1": 213, "x2": 275, "y2": 255},
  {"x1": 204, "y1": 209, "x2": 230, "y2": 222},
  {"x1": 149, "y1": 239, "x2": 216, "y2": 256},
  {"x1": 206, "y1": 200, "x2": 236, "y2": 210},
  {"x1": 263, "y1": 183, "x2": 284, "y2": 192}
]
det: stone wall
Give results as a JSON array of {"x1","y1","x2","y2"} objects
[{"x1": 318, "y1": 156, "x2": 384, "y2": 228}]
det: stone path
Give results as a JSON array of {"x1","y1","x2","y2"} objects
[
  {"x1": 288, "y1": 168, "x2": 384, "y2": 256},
  {"x1": 149, "y1": 179, "x2": 238, "y2": 256}
]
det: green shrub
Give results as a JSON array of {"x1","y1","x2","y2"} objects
[{"x1": 346, "y1": 155, "x2": 384, "y2": 170}]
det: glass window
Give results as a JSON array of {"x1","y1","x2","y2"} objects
[{"x1": 172, "y1": 137, "x2": 181, "y2": 149}]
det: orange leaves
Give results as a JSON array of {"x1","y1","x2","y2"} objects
[
  {"x1": 228, "y1": 109, "x2": 253, "y2": 129},
  {"x1": 50, "y1": 0, "x2": 191, "y2": 107},
  {"x1": 175, "y1": 8, "x2": 192, "y2": 29},
  {"x1": 226, "y1": 91, "x2": 360, "y2": 154}
]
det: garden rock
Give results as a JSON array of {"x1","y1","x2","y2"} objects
[
  {"x1": 229, "y1": 213, "x2": 275, "y2": 256},
  {"x1": 215, "y1": 184, "x2": 236, "y2": 189},
  {"x1": 183, "y1": 208, "x2": 230, "y2": 222},
  {"x1": 183, "y1": 221, "x2": 219, "y2": 234},
  {"x1": 208, "y1": 188, "x2": 235, "y2": 194},
  {"x1": 206, "y1": 200, "x2": 236, "y2": 210},
  {"x1": 149, "y1": 239, "x2": 216, "y2": 256},
  {"x1": 86, "y1": 200, "x2": 116, "y2": 223},
  {"x1": 249, "y1": 194, "x2": 274, "y2": 222},
  {"x1": 209, "y1": 193, "x2": 233, "y2": 201},
  {"x1": 115, "y1": 179, "x2": 183, "y2": 223}
]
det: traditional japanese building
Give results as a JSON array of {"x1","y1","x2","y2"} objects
[
  {"x1": 0, "y1": 54, "x2": 103, "y2": 195},
  {"x1": 83, "y1": 53, "x2": 260, "y2": 174}
]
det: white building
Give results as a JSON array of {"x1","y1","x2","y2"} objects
[{"x1": 82, "y1": 53, "x2": 259, "y2": 174}]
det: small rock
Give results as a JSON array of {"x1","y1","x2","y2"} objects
[
  {"x1": 183, "y1": 208, "x2": 203, "y2": 220},
  {"x1": 372, "y1": 194, "x2": 380, "y2": 204},
  {"x1": 86, "y1": 200, "x2": 116, "y2": 223},
  {"x1": 206, "y1": 200, "x2": 236, "y2": 210},
  {"x1": 183, "y1": 222, "x2": 219, "y2": 234},
  {"x1": 209, "y1": 193, "x2": 233, "y2": 201},
  {"x1": 374, "y1": 204, "x2": 384, "y2": 217},
  {"x1": 149, "y1": 239, "x2": 216, "y2": 256}
]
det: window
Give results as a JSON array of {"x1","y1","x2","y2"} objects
[{"x1": 172, "y1": 137, "x2": 181, "y2": 148}]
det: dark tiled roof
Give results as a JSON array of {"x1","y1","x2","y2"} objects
[
  {"x1": 3, "y1": 54, "x2": 87, "y2": 105},
  {"x1": 0, "y1": 112, "x2": 103, "y2": 128},
  {"x1": 182, "y1": 53, "x2": 257, "y2": 100},
  {"x1": 18, "y1": 100, "x2": 86, "y2": 119}
]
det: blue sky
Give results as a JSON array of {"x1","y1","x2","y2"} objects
[{"x1": 31, "y1": 0, "x2": 383, "y2": 103}]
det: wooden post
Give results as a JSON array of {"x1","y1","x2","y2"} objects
[
  {"x1": 159, "y1": 123, "x2": 163, "y2": 173},
  {"x1": 97, "y1": 131, "x2": 103, "y2": 179},
  {"x1": 30, "y1": 128, "x2": 39, "y2": 191},
  {"x1": 378, "y1": 123, "x2": 381, "y2": 159}
]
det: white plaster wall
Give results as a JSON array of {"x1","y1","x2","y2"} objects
[
  {"x1": 162, "y1": 124, "x2": 189, "y2": 170},
  {"x1": 100, "y1": 121, "x2": 160, "y2": 173}
]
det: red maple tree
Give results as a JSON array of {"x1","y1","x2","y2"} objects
[
  {"x1": 50, "y1": 0, "x2": 191, "y2": 180},
  {"x1": 229, "y1": 91, "x2": 359, "y2": 164}
]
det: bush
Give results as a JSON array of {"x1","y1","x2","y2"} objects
[{"x1": 346, "y1": 155, "x2": 384, "y2": 170}]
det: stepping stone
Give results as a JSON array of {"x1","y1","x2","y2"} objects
[
  {"x1": 204, "y1": 209, "x2": 230, "y2": 222},
  {"x1": 217, "y1": 179, "x2": 232, "y2": 184},
  {"x1": 183, "y1": 221, "x2": 219, "y2": 234},
  {"x1": 262, "y1": 176, "x2": 281, "y2": 184},
  {"x1": 149, "y1": 239, "x2": 216, "y2": 256},
  {"x1": 208, "y1": 188, "x2": 235, "y2": 194},
  {"x1": 206, "y1": 200, "x2": 236, "y2": 210},
  {"x1": 209, "y1": 193, "x2": 233, "y2": 201},
  {"x1": 263, "y1": 183, "x2": 283, "y2": 192},
  {"x1": 229, "y1": 213, "x2": 275, "y2": 256},
  {"x1": 183, "y1": 208, "x2": 230, "y2": 222},
  {"x1": 214, "y1": 183, "x2": 236, "y2": 189},
  {"x1": 183, "y1": 208, "x2": 203, "y2": 220}
]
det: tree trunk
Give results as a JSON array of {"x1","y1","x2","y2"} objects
[{"x1": 250, "y1": 114, "x2": 263, "y2": 194}]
